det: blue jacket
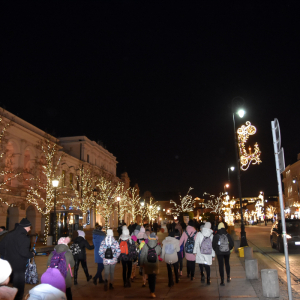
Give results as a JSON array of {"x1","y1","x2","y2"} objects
[{"x1": 93, "y1": 229, "x2": 106, "y2": 263}]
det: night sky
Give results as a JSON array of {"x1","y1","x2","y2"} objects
[{"x1": 1, "y1": 2, "x2": 300, "y2": 200}]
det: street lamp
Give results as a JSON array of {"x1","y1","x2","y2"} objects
[
  {"x1": 228, "y1": 166, "x2": 235, "y2": 182},
  {"x1": 117, "y1": 196, "x2": 121, "y2": 224},
  {"x1": 93, "y1": 188, "x2": 98, "y2": 228},
  {"x1": 52, "y1": 178, "x2": 59, "y2": 245},
  {"x1": 157, "y1": 206, "x2": 160, "y2": 223},
  {"x1": 224, "y1": 183, "x2": 230, "y2": 193},
  {"x1": 232, "y1": 97, "x2": 248, "y2": 247}
]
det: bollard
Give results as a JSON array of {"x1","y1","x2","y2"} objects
[
  {"x1": 245, "y1": 259, "x2": 258, "y2": 279},
  {"x1": 244, "y1": 247, "x2": 253, "y2": 260},
  {"x1": 234, "y1": 240, "x2": 240, "y2": 253},
  {"x1": 261, "y1": 269, "x2": 280, "y2": 297}
]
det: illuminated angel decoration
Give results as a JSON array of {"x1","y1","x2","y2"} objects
[
  {"x1": 169, "y1": 187, "x2": 194, "y2": 216},
  {"x1": 237, "y1": 121, "x2": 262, "y2": 171}
]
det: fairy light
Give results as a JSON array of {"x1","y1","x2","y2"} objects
[
  {"x1": 126, "y1": 187, "x2": 141, "y2": 223},
  {"x1": 26, "y1": 138, "x2": 62, "y2": 244},
  {"x1": 237, "y1": 121, "x2": 262, "y2": 171},
  {"x1": 203, "y1": 192, "x2": 224, "y2": 215},
  {"x1": 266, "y1": 205, "x2": 277, "y2": 219},
  {"x1": 146, "y1": 197, "x2": 159, "y2": 222},
  {"x1": 169, "y1": 187, "x2": 194, "y2": 216}
]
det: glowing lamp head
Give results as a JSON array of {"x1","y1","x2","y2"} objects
[
  {"x1": 237, "y1": 109, "x2": 245, "y2": 118},
  {"x1": 52, "y1": 179, "x2": 59, "y2": 188},
  {"x1": 230, "y1": 167, "x2": 235, "y2": 171},
  {"x1": 157, "y1": 207, "x2": 160, "y2": 211},
  {"x1": 225, "y1": 184, "x2": 229, "y2": 188}
]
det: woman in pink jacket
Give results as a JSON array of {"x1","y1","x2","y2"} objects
[{"x1": 179, "y1": 220, "x2": 198, "y2": 280}]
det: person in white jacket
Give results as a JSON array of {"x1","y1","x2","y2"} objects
[
  {"x1": 193, "y1": 222, "x2": 215, "y2": 285},
  {"x1": 161, "y1": 232, "x2": 180, "y2": 287}
]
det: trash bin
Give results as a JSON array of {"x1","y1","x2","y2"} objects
[
  {"x1": 238, "y1": 247, "x2": 244, "y2": 257},
  {"x1": 47, "y1": 236, "x2": 53, "y2": 246}
]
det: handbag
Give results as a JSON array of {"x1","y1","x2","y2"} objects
[{"x1": 25, "y1": 257, "x2": 39, "y2": 284}]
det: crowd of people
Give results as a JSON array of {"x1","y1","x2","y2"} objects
[{"x1": 0, "y1": 217, "x2": 234, "y2": 300}]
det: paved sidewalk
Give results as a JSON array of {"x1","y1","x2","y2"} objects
[{"x1": 24, "y1": 231, "x2": 259, "y2": 299}]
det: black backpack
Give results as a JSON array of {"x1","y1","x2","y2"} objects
[
  {"x1": 105, "y1": 246, "x2": 113, "y2": 259},
  {"x1": 185, "y1": 230, "x2": 196, "y2": 254},
  {"x1": 147, "y1": 245, "x2": 157, "y2": 263}
]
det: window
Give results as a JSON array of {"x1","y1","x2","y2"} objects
[
  {"x1": 70, "y1": 173, "x2": 73, "y2": 187},
  {"x1": 62, "y1": 170, "x2": 66, "y2": 187},
  {"x1": 87, "y1": 154, "x2": 89, "y2": 163}
]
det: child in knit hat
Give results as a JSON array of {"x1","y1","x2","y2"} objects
[{"x1": 0, "y1": 259, "x2": 18, "y2": 300}]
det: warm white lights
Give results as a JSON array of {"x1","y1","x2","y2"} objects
[
  {"x1": 52, "y1": 179, "x2": 59, "y2": 188},
  {"x1": 237, "y1": 109, "x2": 245, "y2": 118}
]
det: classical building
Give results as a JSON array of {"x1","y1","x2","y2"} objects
[{"x1": 0, "y1": 108, "x2": 132, "y2": 241}]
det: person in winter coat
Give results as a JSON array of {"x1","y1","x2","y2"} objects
[
  {"x1": 0, "y1": 218, "x2": 35, "y2": 300},
  {"x1": 130, "y1": 230, "x2": 139, "y2": 281},
  {"x1": 72, "y1": 230, "x2": 94, "y2": 285},
  {"x1": 174, "y1": 229, "x2": 184, "y2": 276},
  {"x1": 47, "y1": 237, "x2": 75, "y2": 300},
  {"x1": 0, "y1": 259, "x2": 18, "y2": 300},
  {"x1": 92, "y1": 225, "x2": 106, "y2": 285},
  {"x1": 136, "y1": 227, "x2": 148, "y2": 243},
  {"x1": 212, "y1": 222, "x2": 234, "y2": 286},
  {"x1": 175, "y1": 221, "x2": 182, "y2": 236},
  {"x1": 119, "y1": 228, "x2": 137, "y2": 287},
  {"x1": 193, "y1": 222, "x2": 215, "y2": 285},
  {"x1": 179, "y1": 220, "x2": 198, "y2": 280},
  {"x1": 0, "y1": 226, "x2": 8, "y2": 243},
  {"x1": 140, "y1": 233, "x2": 162, "y2": 298},
  {"x1": 99, "y1": 229, "x2": 121, "y2": 291},
  {"x1": 161, "y1": 232, "x2": 180, "y2": 287}
]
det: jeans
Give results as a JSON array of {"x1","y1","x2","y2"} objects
[
  {"x1": 94, "y1": 263, "x2": 104, "y2": 281},
  {"x1": 217, "y1": 254, "x2": 230, "y2": 278},
  {"x1": 199, "y1": 263, "x2": 210, "y2": 277},
  {"x1": 104, "y1": 264, "x2": 116, "y2": 284},
  {"x1": 148, "y1": 274, "x2": 156, "y2": 293},
  {"x1": 166, "y1": 262, "x2": 179, "y2": 285},
  {"x1": 186, "y1": 260, "x2": 195, "y2": 277},
  {"x1": 122, "y1": 260, "x2": 132, "y2": 284}
]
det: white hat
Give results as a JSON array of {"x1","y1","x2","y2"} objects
[
  {"x1": 77, "y1": 230, "x2": 85, "y2": 238},
  {"x1": 107, "y1": 229, "x2": 113, "y2": 237},
  {"x1": 0, "y1": 259, "x2": 12, "y2": 284},
  {"x1": 120, "y1": 228, "x2": 131, "y2": 240}
]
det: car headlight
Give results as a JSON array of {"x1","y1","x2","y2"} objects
[{"x1": 286, "y1": 234, "x2": 292, "y2": 239}]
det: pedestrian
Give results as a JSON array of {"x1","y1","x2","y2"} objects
[
  {"x1": 119, "y1": 228, "x2": 137, "y2": 287},
  {"x1": 153, "y1": 221, "x2": 158, "y2": 234},
  {"x1": 72, "y1": 230, "x2": 94, "y2": 285},
  {"x1": 174, "y1": 229, "x2": 184, "y2": 276},
  {"x1": 0, "y1": 218, "x2": 35, "y2": 300},
  {"x1": 161, "y1": 232, "x2": 180, "y2": 287},
  {"x1": 130, "y1": 229, "x2": 139, "y2": 281},
  {"x1": 179, "y1": 220, "x2": 197, "y2": 280},
  {"x1": 193, "y1": 222, "x2": 215, "y2": 285},
  {"x1": 47, "y1": 237, "x2": 75, "y2": 300},
  {"x1": 212, "y1": 222, "x2": 234, "y2": 286},
  {"x1": 175, "y1": 221, "x2": 182, "y2": 236},
  {"x1": 26, "y1": 268, "x2": 67, "y2": 300},
  {"x1": 140, "y1": 232, "x2": 162, "y2": 298},
  {"x1": 99, "y1": 229, "x2": 120, "y2": 291},
  {"x1": 92, "y1": 225, "x2": 106, "y2": 285},
  {"x1": 0, "y1": 258, "x2": 18, "y2": 300}
]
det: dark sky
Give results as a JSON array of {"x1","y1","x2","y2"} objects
[{"x1": 1, "y1": 2, "x2": 300, "y2": 200}]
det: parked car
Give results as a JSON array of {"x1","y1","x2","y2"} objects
[{"x1": 270, "y1": 219, "x2": 300, "y2": 253}]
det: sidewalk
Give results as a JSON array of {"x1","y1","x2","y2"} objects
[{"x1": 24, "y1": 231, "x2": 259, "y2": 300}]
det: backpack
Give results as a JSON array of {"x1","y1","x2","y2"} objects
[
  {"x1": 128, "y1": 240, "x2": 138, "y2": 260},
  {"x1": 200, "y1": 236, "x2": 212, "y2": 255},
  {"x1": 219, "y1": 234, "x2": 229, "y2": 252},
  {"x1": 120, "y1": 240, "x2": 129, "y2": 255},
  {"x1": 69, "y1": 243, "x2": 81, "y2": 256},
  {"x1": 104, "y1": 236, "x2": 113, "y2": 259},
  {"x1": 185, "y1": 231, "x2": 196, "y2": 254},
  {"x1": 49, "y1": 250, "x2": 68, "y2": 278},
  {"x1": 165, "y1": 243, "x2": 175, "y2": 255},
  {"x1": 147, "y1": 245, "x2": 157, "y2": 263}
]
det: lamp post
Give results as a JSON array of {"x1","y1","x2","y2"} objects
[
  {"x1": 52, "y1": 178, "x2": 59, "y2": 245},
  {"x1": 93, "y1": 188, "x2": 98, "y2": 228},
  {"x1": 228, "y1": 166, "x2": 235, "y2": 182},
  {"x1": 117, "y1": 196, "x2": 121, "y2": 224},
  {"x1": 232, "y1": 97, "x2": 248, "y2": 247},
  {"x1": 157, "y1": 206, "x2": 160, "y2": 223}
]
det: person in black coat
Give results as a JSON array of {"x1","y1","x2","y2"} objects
[
  {"x1": 73, "y1": 230, "x2": 94, "y2": 285},
  {"x1": 212, "y1": 222, "x2": 234, "y2": 286},
  {"x1": 0, "y1": 218, "x2": 35, "y2": 300}
]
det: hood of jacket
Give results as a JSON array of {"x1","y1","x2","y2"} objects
[
  {"x1": 185, "y1": 225, "x2": 196, "y2": 236},
  {"x1": 28, "y1": 283, "x2": 66, "y2": 300},
  {"x1": 93, "y1": 229, "x2": 106, "y2": 237},
  {"x1": 147, "y1": 238, "x2": 158, "y2": 248},
  {"x1": 163, "y1": 236, "x2": 177, "y2": 244},
  {"x1": 217, "y1": 228, "x2": 227, "y2": 235},
  {"x1": 202, "y1": 227, "x2": 213, "y2": 238},
  {"x1": 54, "y1": 244, "x2": 69, "y2": 253},
  {"x1": 74, "y1": 236, "x2": 84, "y2": 244}
]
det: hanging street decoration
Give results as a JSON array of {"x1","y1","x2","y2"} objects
[
  {"x1": 169, "y1": 187, "x2": 194, "y2": 216},
  {"x1": 237, "y1": 121, "x2": 262, "y2": 171}
]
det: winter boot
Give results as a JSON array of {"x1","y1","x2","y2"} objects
[
  {"x1": 109, "y1": 283, "x2": 114, "y2": 290},
  {"x1": 104, "y1": 280, "x2": 108, "y2": 291},
  {"x1": 207, "y1": 276, "x2": 211, "y2": 285},
  {"x1": 201, "y1": 272, "x2": 205, "y2": 283},
  {"x1": 127, "y1": 279, "x2": 131, "y2": 287},
  {"x1": 220, "y1": 277, "x2": 225, "y2": 286},
  {"x1": 83, "y1": 266, "x2": 92, "y2": 282},
  {"x1": 227, "y1": 276, "x2": 231, "y2": 282},
  {"x1": 93, "y1": 277, "x2": 97, "y2": 285}
]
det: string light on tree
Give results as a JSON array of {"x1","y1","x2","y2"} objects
[
  {"x1": 203, "y1": 192, "x2": 224, "y2": 216},
  {"x1": 237, "y1": 121, "x2": 262, "y2": 171},
  {"x1": 169, "y1": 187, "x2": 194, "y2": 216},
  {"x1": 126, "y1": 187, "x2": 141, "y2": 223}
]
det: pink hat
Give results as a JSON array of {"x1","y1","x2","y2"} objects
[
  {"x1": 41, "y1": 268, "x2": 66, "y2": 293},
  {"x1": 58, "y1": 237, "x2": 71, "y2": 245}
]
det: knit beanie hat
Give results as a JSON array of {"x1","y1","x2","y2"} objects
[
  {"x1": 19, "y1": 218, "x2": 31, "y2": 227},
  {"x1": 218, "y1": 222, "x2": 225, "y2": 230},
  {"x1": 77, "y1": 230, "x2": 85, "y2": 238},
  {"x1": 204, "y1": 222, "x2": 211, "y2": 229},
  {"x1": 41, "y1": 268, "x2": 66, "y2": 293},
  {"x1": 107, "y1": 229, "x2": 113, "y2": 237},
  {"x1": 188, "y1": 220, "x2": 194, "y2": 227},
  {"x1": 0, "y1": 259, "x2": 12, "y2": 284},
  {"x1": 140, "y1": 227, "x2": 145, "y2": 233},
  {"x1": 120, "y1": 228, "x2": 130, "y2": 240},
  {"x1": 135, "y1": 225, "x2": 141, "y2": 231},
  {"x1": 57, "y1": 237, "x2": 71, "y2": 245},
  {"x1": 133, "y1": 229, "x2": 139, "y2": 237},
  {"x1": 149, "y1": 232, "x2": 156, "y2": 239}
]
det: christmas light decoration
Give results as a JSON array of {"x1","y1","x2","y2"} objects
[
  {"x1": 169, "y1": 187, "x2": 194, "y2": 216},
  {"x1": 266, "y1": 205, "x2": 277, "y2": 219},
  {"x1": 222, "y1": 195, "x2": 235, "y2": 226},
  {"x1": 203, "y1": 192, "x2": 224, "y2": 215},
  {"x1": 139, "y1": 200, "x2": 148, "y2": 224},
  {"x1": 146, "y1": 197, "x2": 159, "y2": 222},
  {"x1": 26, "y1": 138, "x2": 63, "y2": 244},
  {"x1": 237, "y1": 121, "x2": 262, "y2": 171},
  {"x1": 126, "y1": 187, "x2": 141, "y2": 222}
]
